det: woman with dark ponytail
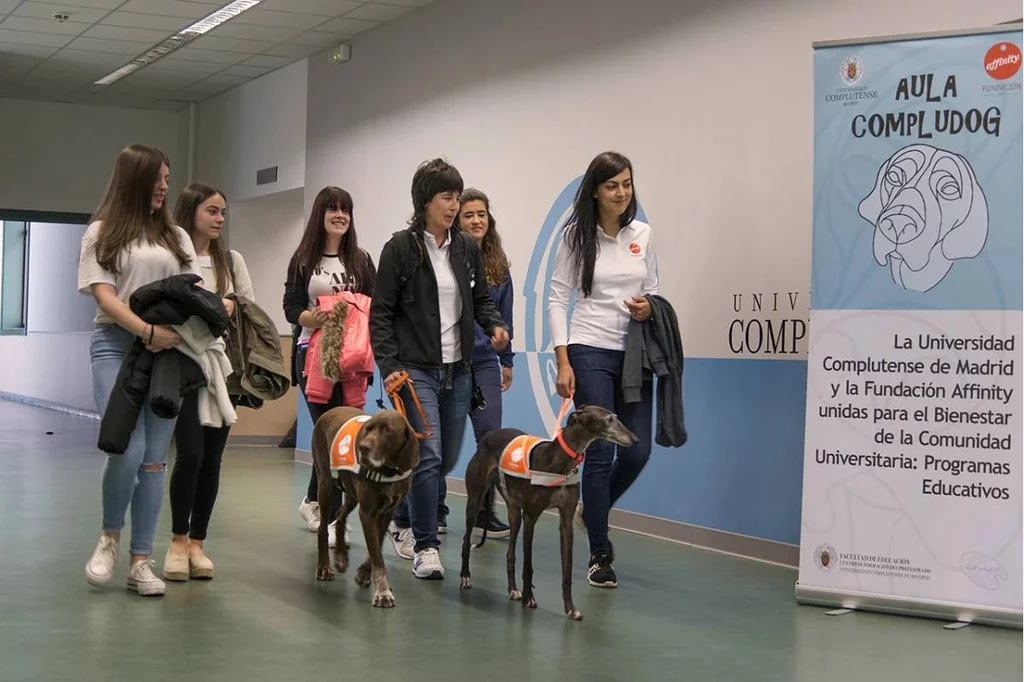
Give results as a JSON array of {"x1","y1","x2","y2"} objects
[{"x1": 548, "y1": 151, "x2": 660, "y2": 589}]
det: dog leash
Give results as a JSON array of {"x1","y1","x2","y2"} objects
[
  {"x1": 543, "y1": 393, "x2": 584, "y2": 487},
  {"x1": 382, "y1": 371, "x2": 432, "y2": 440}
]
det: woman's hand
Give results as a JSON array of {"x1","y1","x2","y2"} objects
[
  {"x1": 490, "y1": 326, "x2": 510, "y2": 351},
  {"x1": 624, "y1": 296, "x2": 652, "y2": 322},
  {"x1": 501, "y1": 366, "x2": 513, "y2": 392},
  {"x1": 300, "y1": 308, "x2": 330, "y2": 329},
  {"x1": 222, "y1": 298, "x2": 235, "y2": 318},
  {"x1": 145, "y1": 325, "x2": 181, "y2": 352},
  {"x1": 556, "y1": 362, "x2": 575, "y2": 399},
  {"x1": 385, "y1": 371, "x2": 406, "y2": 389}
]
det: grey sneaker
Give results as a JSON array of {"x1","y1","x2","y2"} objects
[
  {"x1": 412, "y1": 548, "x2": 444, "y2": 580},
  {"x1": 387, "y1": 522, "x2": 415, "y2": 560}
]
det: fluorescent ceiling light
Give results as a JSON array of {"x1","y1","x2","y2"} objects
[
  {"x1": 93, "y1": 0, "x2": 262, "y2": 86},
  {"x1": 181, "y1": 0, "x2": 262, "y2": 36}
]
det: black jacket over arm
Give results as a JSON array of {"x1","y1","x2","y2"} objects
[
  {"x1": 281, "y1": 250, "x2": 375, "y2": 385},
  {"x1": 369, "y1": 228, "x2": 507, "y2": 380},
  {"x1": 98, "y1": 274, "x2": 229, "y2": 455},
  {"x1": 622, "y1": 294, "x2": 687, "y2": 448}
]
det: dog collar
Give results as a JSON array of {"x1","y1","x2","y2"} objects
[
  {"x1": 556, "y1": 431, "x2": 583, "y2": 463},
  {"x1": 357, "y1": 465, "x2": 411, "y2": 483}
]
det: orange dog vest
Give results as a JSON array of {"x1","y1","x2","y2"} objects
[
  {"x1": 498, "y1": 434, "x2": 580, "y2": 487},
  {"x1": 330, "y1": 415, "x2": 411, "y2": 483}
]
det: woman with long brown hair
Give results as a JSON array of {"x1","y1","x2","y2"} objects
[
  {"x1": 283, "y1": 186, "x2": 375, "y2": 549},
  {"x1": 549, "y1": 151, "x2": 659, "y2": 589},
  {"x1": 436, "y1": 187, "x2": 512, "y2": 537},
  {"x1": 163, "y1": 183, "x2": 254, "y2": 582},
  {"x1": 78, "y1": 144, "x2": 202, "y2": 597}
]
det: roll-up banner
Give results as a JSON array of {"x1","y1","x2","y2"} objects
[{"x1": 797, "y1": 23, "x2": 1023, "y2": 629}]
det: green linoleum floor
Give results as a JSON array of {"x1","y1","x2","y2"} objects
[{"x1": 0, "y1": 400, "x2": 1020, "y2": 682}]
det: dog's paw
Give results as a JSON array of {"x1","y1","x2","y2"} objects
[
  {"x1": 333, "y1": 559, "x2": 348, "y2": 574},
  {"x1": 460, "y1": 576, "x2": 472, "y2": 590},
  {"x1": 372, "y1": 590, "x2": 396, "y2": 608},
  {"x1": 315, "y1": 565, "x2": 335, "y2": 581},
  {"x1": 567, "y1": 609, "x2": 583, "y2": 621},
  {"x1": 354, "y1": 570, "x2": 372, "y2": 588},
  {"x1": 508, "y1": 590, "x2": 522, "y2": 601},
  {"x1": 523, "y1": 595, "x2": 537, "y2": 609}
]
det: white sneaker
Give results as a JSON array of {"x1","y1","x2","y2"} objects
[
  {"x1": 298, "y1": 497, "x2": 321, "y2": 532},
  {"x1": 413, "y1": 548, "x2": 444, "y2": 580},
  {"x1": 387, "y1": 521, "x2": 415, "y2": 560},
  {"x1": 85, "y1": 535, "x2": 120, "y2": 586},
  {"x1": 126, "y1": 560, "x2": 166, "y2": 597},
  {"x1": 327, "y1": 520, "x2": 353, "y2": 549}
]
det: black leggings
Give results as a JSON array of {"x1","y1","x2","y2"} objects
[
  {"x1": 296, "y1": 345, "x2": 345, "y2": 521},
  {"x1": 170, "y1": 391, "x2": 239, "y2": 540}
]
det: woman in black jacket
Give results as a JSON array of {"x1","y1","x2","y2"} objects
[
  {"x1": 370, "y1": 158, "x2": 508, "y2": 580},
  {"x1": 282, "y1": 186, "x2": 375, "y2": 550}
]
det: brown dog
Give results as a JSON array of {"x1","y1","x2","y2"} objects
[{"x1": 310, "y1": 405, "x2": 419, "y2": 608}]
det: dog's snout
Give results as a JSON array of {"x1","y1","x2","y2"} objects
[{"x1": 876, "y1": 212, "x2": 925, "y2": 244}]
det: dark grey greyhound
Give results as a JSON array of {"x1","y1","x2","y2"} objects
[{"x1": 459, "y1": 404, "x2": 637, "y2": 621}]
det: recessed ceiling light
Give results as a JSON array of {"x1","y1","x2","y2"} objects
[{"x1": 93, "y1": 0, "x2": 263, "y2": 86}]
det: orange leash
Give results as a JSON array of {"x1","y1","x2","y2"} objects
[
  {"x1": 543, "y1": 393, "x2": 582, "y2": 487},
  {"x1": 384, "y1": 371, "x2": 433, "y2": 440}
]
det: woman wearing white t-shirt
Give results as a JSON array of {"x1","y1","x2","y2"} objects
[
  {"x1": 163, "y1": 183, "x2": 254, "y2": 582},
  {"x1": 548, "y1": 151, "x2": 659, "y2": 590},
  {"x1": 78, "y1": 144, "x2": 203, "y2": 597},
  {"x1": 283, "y1": 186, "x2": 376, "y2": 547}
]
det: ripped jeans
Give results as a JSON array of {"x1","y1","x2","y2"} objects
[{"x1": 91, "y1": 324, "x2": 178, "y2": 557}]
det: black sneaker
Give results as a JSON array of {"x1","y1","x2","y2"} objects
[
  {"x1": 475, "y1": 509, "x2": 511, "y2": 538},
  {"x1": 587, "y1": 554, "x2": 617, "y2": 588}
]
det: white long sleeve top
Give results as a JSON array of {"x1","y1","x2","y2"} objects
[{"x1": 547, "y1": 219, "x2": 659, "y2": 352}]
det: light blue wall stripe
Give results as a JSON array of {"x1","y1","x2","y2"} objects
[{"x1": 296, "y1": 356, "x2": 808, "y2": 545}]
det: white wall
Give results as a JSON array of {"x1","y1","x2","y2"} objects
[
  {"x1": 0, "y1": 333, "x2": 94, "y2": 412},
  {"x1": 195, "y1": 59, "x2": 307, "y2": 202},
  {"x1": 27, "y1": 222, "x2": 95, "y2": 334},
  {"x1": 304, "y1": 0, "x2": 1017, "y2": 361},
  {"x1": 297, "y1": 0, "x2": 1020, "y2": 549},
  {"x1": 227, "y1": 187, "x2": 305, "y2": 335},
  {"x1": 0, "y1": 98, "x2": 188, "y2": 215},
  {"x1": 0, "y1": 98, "x2": 190, "y2": 413}
]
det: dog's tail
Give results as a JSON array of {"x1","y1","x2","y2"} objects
[{"x1": 472, "y1": 484, "x2": 495, "y2": 550}]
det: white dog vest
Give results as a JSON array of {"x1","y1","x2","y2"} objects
[
  {"x1": 330, "y1": 415, "x2": 411, "y2": 483},
  {"x1": 498, "y1": 434, "x2": 580, "y2": 487}
]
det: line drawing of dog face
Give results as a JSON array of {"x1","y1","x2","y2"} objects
[{"x1": 857, "y1": 144, "x2": 989, "y2": 292}]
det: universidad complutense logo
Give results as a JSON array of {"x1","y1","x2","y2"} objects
[
  {"x1": 813, "y1": 543, "x2": 837, "y2": 572},
  {"x1": 984, "y1": 41, "x2": 1022, "y2": 80},
  {"x1": 523, "y1": 176, "x2": 648, "y2": 434}
]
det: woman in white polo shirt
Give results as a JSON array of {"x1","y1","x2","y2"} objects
[{"x1": 548, "y1": 151, "x2": 659, "y2": 589}]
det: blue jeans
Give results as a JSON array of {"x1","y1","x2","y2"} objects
[
  {"x1": 393, "y1": 362, "x2": 471, "y2": 553},
  {"x1": 568, "y1": 344, "x2": 653, "y2": 557},
  {"x1": 91, "y1": 324, "x2": 179, "y2": 557},
  {"x1": 438, "y1": 358, "x2": 503, "y2": 523}
]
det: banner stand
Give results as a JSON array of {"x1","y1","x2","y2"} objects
[{"x1": 796, "y1": 23, "x2": 1023, "y2": 630}]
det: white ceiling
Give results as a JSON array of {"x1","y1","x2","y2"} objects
[{"x1": 0, "y1": 0, "x2": 434, "y2": 111}]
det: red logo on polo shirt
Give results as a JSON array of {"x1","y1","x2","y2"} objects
[{"x1": 628, "y1": 242, "x2": 641, "y2": 255}]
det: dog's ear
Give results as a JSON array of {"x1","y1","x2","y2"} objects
[
  {"x1": 939, "y1": 151, "x2": 989, "y2": 261},
  {"x1": 387, "y1": 413, "x2": 419, "y2": 472}
]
